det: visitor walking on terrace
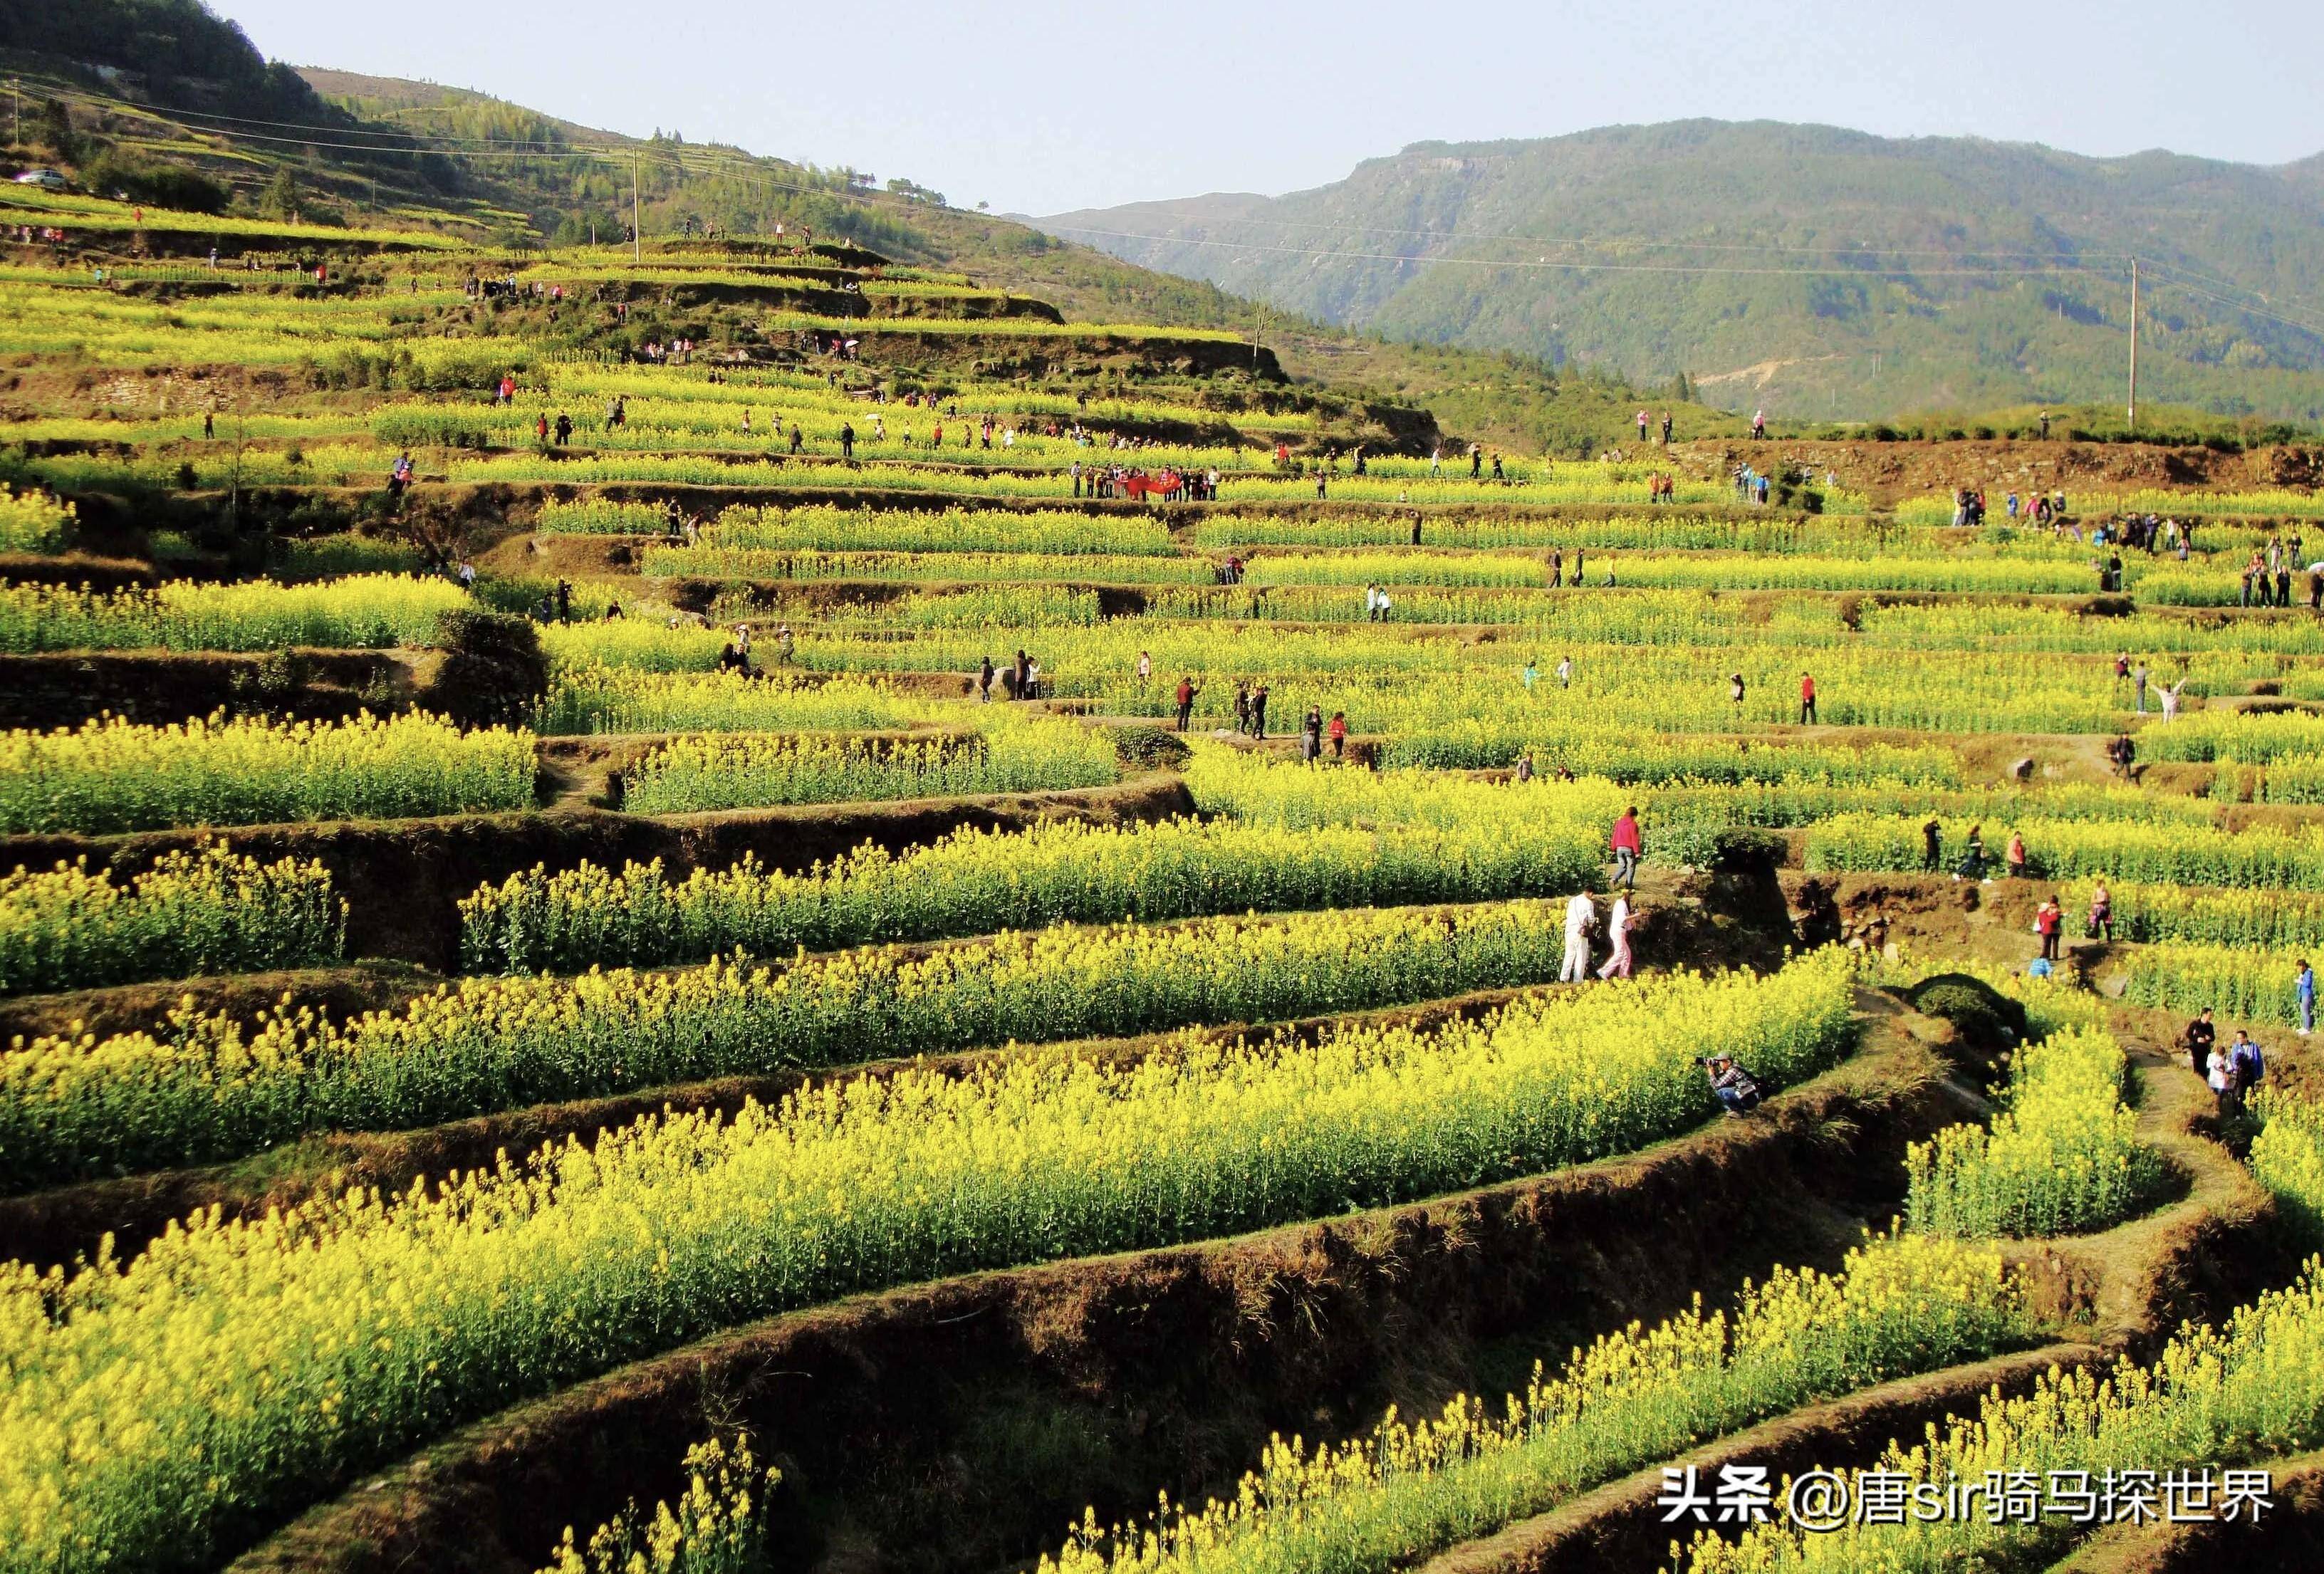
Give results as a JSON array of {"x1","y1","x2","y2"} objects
[
  {"x1": 1610, "y1": 806, "x2": 1642, "y2": 890},
  {"x1": 1301, "y1": 707, "x2": 1323, "y2": 761},
  {"x1": 2209, "y1": 1039, "x2": 2238, "y2": 1118},
  {"x1": 2184, "y1": 1008, "x2": 2216, "y2": 1081},
  {"x1": 2006, "y1": 830, "x2": 2028, "y2": 880},
  {"x1": 1597, "y1": 890, "x2": 1634, "y2": 980},
  {"x1": 1956, "y1": 824, "x2": 1987, "y2": 882},
  {"x1": 1174, "y1": 675, "x2": 1199, "y2": 731},
  {"x1": 2300, "y1": 960, "x2": 2317, "y2": 1037},
  {"x1": 1328, "y1": 711, "x2": 1348, "y2": 758},
  {"x1": 2036, "y1": 895, "x2": 2063, "y2": 962},
  {"x1": 1798, "y1": 671, "x2": 1818, "y2": 725},
  {"x1": 1560, "y1": 887, "x2": 1597, "y2": 984},
  {"x1": 1922, "y1": 818, "x2": 1942, "y2": 872},
  {"x1": 1249, "y1": 683, "x2": 1270, "y2": 741},
  {"x1": 2231, "y1": 1029, "x2": 2268, "y2": 1110},
  {"x1": 2088, "y1": 878, "x2": 2114, "y2": 943}
]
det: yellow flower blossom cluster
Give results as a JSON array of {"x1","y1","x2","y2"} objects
[
  {"x1": 3, "y1": 897, "x2": 1576, "y2": 1188},
  {"x1": 0, "y1": 574, "x2": 469, "y2": 654},
  {"x1": 620, "y1": 714, "x2": 1115, "y2": 814},
  {"x1": 1042, "y1": 1235, "x2": 2023, "y2": 1574},
  {"x1": 0, "y1": 843, "x2": 341, "y2": 997},
  {"x1": 0, "y1": 709, "x2": 536, "y2": 835},
  {"x1": 0, "y1": 954, "x2": 1857, "y2": 1574}
]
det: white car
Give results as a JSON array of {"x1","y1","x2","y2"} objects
[{"x1": 13, "y1": 168, "x2": 67, "y2": 192}]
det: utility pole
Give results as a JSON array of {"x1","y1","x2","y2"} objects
[
  {"x1": 632, "y1": 157, "x2": 642, "y2": 265},
  {"x1": 9, "y1": 80, "x2": 18, "y2": 150},
  {"x1": 2127, "y1": 257, "x2": 2140, "y2": 432}
]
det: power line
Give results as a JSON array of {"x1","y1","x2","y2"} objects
[
  {"x1": 1040, "y1": 223, "x2": 2120, "y2": 280},
  {"x1": 1087, "y1": 199, "x2": 2144, "y2": 266},
  {"x1": 2137, "y1": 269, "x2": 2324, "y2": 343},
  {"x1": 1043, "y1": 221, "x2": 2324, "y2": 341},
  {"x1": 2132, "y1": 255, "x2": 2324, "y2": 338}
]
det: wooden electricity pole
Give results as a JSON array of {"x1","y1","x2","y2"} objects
[
  {"x1": 2127, "y1": 257, "x2": 2140, "y2": 432},
  {"x1": 632, "y1": 158, "x2": 642, "y2": 265}
]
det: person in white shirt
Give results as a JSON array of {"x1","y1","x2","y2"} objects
[{"x1": 1561, "y1": 888, "x2": 1598, "y2": 983}]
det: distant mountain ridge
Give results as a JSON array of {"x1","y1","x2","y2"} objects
[{"x1": 1036, "y1": 120, "x2": 2324, "y2": 422}]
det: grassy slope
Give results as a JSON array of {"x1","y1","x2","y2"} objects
[{"x1": 0, "y1": 0, "x2": 1744, "y2": 455}]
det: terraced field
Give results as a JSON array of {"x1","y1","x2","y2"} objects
[{"x1": 9, "y1": 195, "x2": 2324, "y2": 1574}]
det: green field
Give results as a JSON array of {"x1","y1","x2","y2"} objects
[{"x1": 1, "y1": 170, "x2": 2323, "y2": 1574}]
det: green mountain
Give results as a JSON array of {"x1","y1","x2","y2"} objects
[{"x1": 1035, "y1": 120, "x2": 2324, "y2": 423}]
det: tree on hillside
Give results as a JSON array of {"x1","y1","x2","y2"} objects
[
  {"x1": 0, "y1": 0, "x2": 340, "y2": 121},
  {"x1": 259, "y1": 167, "x2": 301, "y2": 221},
  {"x1": 35, "y1": 98, "x2": 74, "y2": 161}
]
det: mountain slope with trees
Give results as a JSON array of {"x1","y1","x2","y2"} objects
[{"x1": 1036, "y1": 120, "x2": 2324, "y2": 422}]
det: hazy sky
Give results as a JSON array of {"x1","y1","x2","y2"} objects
[{"x1": 214, "y1": 0, "x2": 2323, "y2": 216}]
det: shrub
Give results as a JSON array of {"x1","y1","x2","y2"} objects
[
  {"x1": 1909, "y1": 976, "x2": 2027, "y2": 1051},
  {"x1": 424, "y1": 610, "x2": 549, "y2": 729}
]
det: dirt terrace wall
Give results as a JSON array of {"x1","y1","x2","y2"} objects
[
  {"x1": 231, "y1": 1015, "x2": 1956, "y2": 1574},
  {"x1": 0, "y1": 650, "x2": 410, "y2": 730},
  {"x1": 0, "y1": 773, "x2": 1193, "y2": 971}
]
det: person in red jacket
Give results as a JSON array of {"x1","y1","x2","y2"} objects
[
  {"x1": 1326, "y1": 710, "x2": 1348, "y2": 759},
  {"x1": 1798, "y1": 672, "x2": 1818, "y2": 725},
  {"x1": 1173, "y1": 676, "x2": 1199, "y2": 732},
  {"x1": 2036, "y1": 894, "x2": 2064, "y2": 962},
  {"x1": 1610, "y1": 806, "x2": 1642, "y2": 890}
]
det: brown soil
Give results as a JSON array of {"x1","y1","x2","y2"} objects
[
  {"x1": 227, "y1": 997, "x2": 1961, "y2": 1574},
  {"x1": 2055, "y1": 1447, "x2": 2324, "y2": 1573},
  {"x1": 0, "y1": 650, "x2": 416, "y2": 731},
  {"x1": 1673, "y1": 438, "x2": 2320, "y2": 509},
  {"x1": 0, "y1": 958, "x2": 434, "y2": 1046},
  {"x1": 0, "y1": 772, "x2": 1192, "y2": 971},
  {"x1": 1411, "y1": 1000, "x2": 2292, "y2": 1574},
  {"x1": 1421, "y1": 1343, "x2": 2105, "y2": 1574},
  {"x1": 0, "y1": 550, "x2": 156, "y2": 590}
]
